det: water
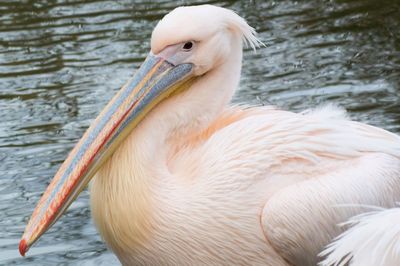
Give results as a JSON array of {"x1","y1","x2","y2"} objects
[{"x1": 1, "y1": 0, "x2": 399, "y2": 265}]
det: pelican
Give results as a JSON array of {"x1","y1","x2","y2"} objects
[{"x1": 20, "y1": 4, "x2": 400, "y2": 265}]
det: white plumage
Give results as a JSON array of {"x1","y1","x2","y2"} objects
[{"x1": 320, "y1": 207, "x2": 400, "y2": 266}]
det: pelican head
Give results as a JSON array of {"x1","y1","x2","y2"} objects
[{"x1": 19, "y1": 4, "x2": 261, "y2": 256}]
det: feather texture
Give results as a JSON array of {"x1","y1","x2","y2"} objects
[{"x1": 320, "y1": 207, "x2": 400, "y2": 266}]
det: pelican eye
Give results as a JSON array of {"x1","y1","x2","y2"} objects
[{"x1": 182, "y1": 41, "x2": 194, "y2": 51}]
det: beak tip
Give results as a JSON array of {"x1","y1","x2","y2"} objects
[{"x1": 19, "y1": 238, "x2": 28, "y2": 257}]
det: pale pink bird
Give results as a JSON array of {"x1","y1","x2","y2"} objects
[{"x1": 19, "y1": 4, "x2": 400, "y2": 266}]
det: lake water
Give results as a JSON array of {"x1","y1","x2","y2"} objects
[{"x1": 1, "y1": 0, "x2": 399, "y2": 265}]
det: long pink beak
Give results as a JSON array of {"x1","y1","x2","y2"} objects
[{"x1": 19, "y1": 54, "x2": 193, "y2": 256}]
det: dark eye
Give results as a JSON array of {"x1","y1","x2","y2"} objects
[{"x1": 182, "y1": 41, "x2": 194, "y2": 51}]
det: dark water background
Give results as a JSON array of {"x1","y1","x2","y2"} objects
[{"x1": 1, "y1": 0, "x2": 399, "y2": 265}]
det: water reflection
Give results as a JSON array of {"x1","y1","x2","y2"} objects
[{"x1": 0, "y1": 0, "x2": 399, "y2": 265}]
